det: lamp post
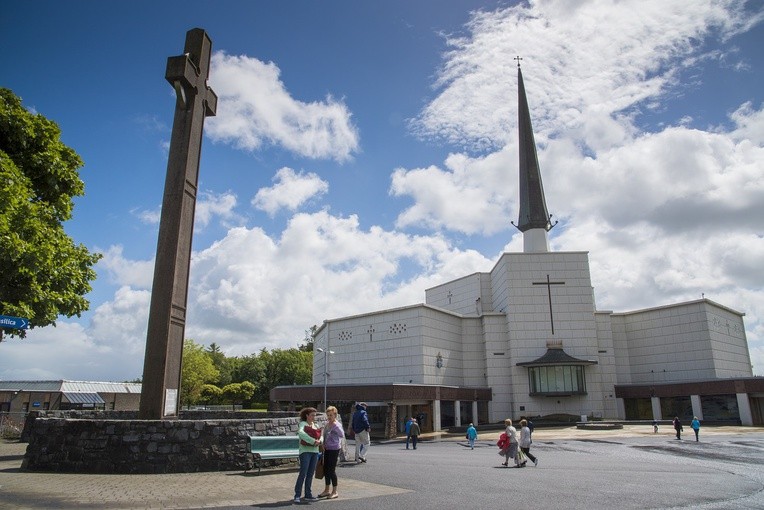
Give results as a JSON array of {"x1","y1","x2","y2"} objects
[{"x1": 316, "y1": 347, "x2": 334, "y2": 412}]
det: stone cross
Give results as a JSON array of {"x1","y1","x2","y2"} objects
[
  {"x1": 139, "y1": 28, "x2": 217, "y2": 419},
  {"x1": 532, "y1": 274, "x2": 565, "y2": 335}
]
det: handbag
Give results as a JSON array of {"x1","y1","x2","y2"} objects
[
  {"x1": 516, "y1": 449, "x2": 527, "y2": 464},
  {"x1": 314, "y1": 455, "x2": 324, "y2": 479}
]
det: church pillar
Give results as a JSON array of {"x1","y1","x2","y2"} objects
[
  {"x1": 615, "y1": 398, "x2": 625, "y2": 420},
  {"x1": 433, "y1": 400, "x2": 442, "y2": 432},
  {"x1": 651, "y1": 397, "x2": 662, "y2": 420},
  {"x1": 690, "y1": 395, "x2": 703, "y2": 421},
  {"x1": 737, "y1": 393, "x2": 753, "y2": 426},
  {"x1": 472, "y1": 401, "x2": 479, "y2": 425},
  {"x1": 455, "y1": 400, "x2": 461, "y2": 426}
]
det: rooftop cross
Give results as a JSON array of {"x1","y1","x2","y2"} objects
[{"x1": 514, "y1": 55, "x2": 523, "y2": 68}]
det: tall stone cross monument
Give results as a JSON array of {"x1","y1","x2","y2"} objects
[{"x1": 139, "y1": 28, "x2": 217, "y2": 419}]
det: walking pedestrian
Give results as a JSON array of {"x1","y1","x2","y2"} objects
[
  {"x1": 409, "y1": 417, "x2": 421, "y2": 449},
  {"x1": 466, "y1": 423, "x2": 478, "y2": 450},
  {"x1": 691, "y1": 416, "x2": 701, "y2": 442},
  {"x1": 293, "y1": 407, "x2": 322, "y2": 503},
  {"x1": 405, "y1": 417, "x2": 415, "y2": 449},
  {"x1": 673, "y1": 416, "x2": 683, "y2": 440},
  {"x1": 351, "y1": 402, "x2": 371, "y2": 463},
  {"x1": 519, "y1": 419, "x2": 538, "y2": 466},
  {"x1": 501, "y1": 418, "x2": 522, "y2": 467}
]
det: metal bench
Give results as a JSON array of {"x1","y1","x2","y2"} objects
[{"x1": 246, "y1": 435, "x2": 301, "y2": 473}]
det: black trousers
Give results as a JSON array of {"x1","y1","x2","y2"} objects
[
  {"x1": 521, "y1": 446, "x2": 537, "y2": 463},
  {"x1": 322, "y1": 449, "x2": 340, "y2": 487}
]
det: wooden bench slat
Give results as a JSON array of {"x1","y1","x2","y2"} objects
[{"x1": 245, "y1": 435, "x2": 301, "y2": 474}]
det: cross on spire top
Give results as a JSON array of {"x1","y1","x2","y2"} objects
[{"x1": 514, "y1": 55, "x2": 523, "y2": 68}]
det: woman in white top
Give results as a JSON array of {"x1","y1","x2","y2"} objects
[
  {"x1": 519, "y1": 419, "x2": 538, "y2": 466},
  {"x1": 502, "y1": 418, "x2": 519, "y2": 467}
]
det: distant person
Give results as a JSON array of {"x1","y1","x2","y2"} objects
[
  {"x1": 673, "y1": 416, "x2": 683, "y2": 440},
  {"x1": 317, "y1": 406, "x2": 343, "y2": 499},
  {"x1": 653, "y1": 420, "x2": 659, "y2": 433},
  {"x1": 405, "y1": 417, "x2": 416, "y2": 449},
  {"x1": 519, "y1": 419, "x2": 538, "y2": 466},
  {"x1": 466, "y1": 423, "x2": 478, "y2": 450},
  {"x1": 502, "y1": 418, "x2": 521, "y2": 467},
  {"x1": 520, "y1": 415, "x2": 534, "y2": 443},
  {"x1": 691, "y1": 416, "x2": 701, "y2": 442},
  {"x1": 294, "y1": 407, "x2": 322, "y2": 503},
  {"x1": 408, "y1": 417, "x2": 421, "y2": 449},
  {"x1": 351, "y1": 402, "x2": 371, "y2": 463}
]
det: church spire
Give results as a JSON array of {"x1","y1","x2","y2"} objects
[{"x1": 511, "y1": 58, "x2": 556, "y2": 252}]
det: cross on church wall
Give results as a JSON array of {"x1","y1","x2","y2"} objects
[
  {"x1": 447, "y1": 290, "x2": 453, "y2": 304},
  {"x1": 532, "y1": 274, "x2": 565, "y2": 335},
  {"x1": 367, "y1": 325, "x2": 375, "y2": 342}
]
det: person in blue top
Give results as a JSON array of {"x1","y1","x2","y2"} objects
[
  {"x1": 352, "y1": 402, "x2": 371, "y2": 463},
  {"x1": 691, "y1": 416, "x2": 701, "y2": 442},
  {"x1": 466, "y1": 423, "x2": 478, "y2": 450},
  {"x1": 405, "y1": 416, "x2": 416, "y2": 449}
]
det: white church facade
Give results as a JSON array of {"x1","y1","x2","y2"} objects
[{"x1": 272, "y1": 66, "x2": 762, "y2": 435}]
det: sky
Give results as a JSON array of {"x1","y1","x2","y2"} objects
[{"x1": 1, "y1": 0, "x2": 763, "y2": 382}]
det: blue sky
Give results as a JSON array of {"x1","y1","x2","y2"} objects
[{"x1": 2, "y1": 0, "x2": 763, "y2": 381}]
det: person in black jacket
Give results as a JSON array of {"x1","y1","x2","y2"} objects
[
  {"x1": 351, "y1": 402, "x2": 371, "y2": 462},
  {"x1": 673, "y1": 416, "x2": 683, "y2": 440}
]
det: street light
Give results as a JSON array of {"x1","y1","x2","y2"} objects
[{"x1": 316, "y1": 347, "x2": 334, "y2": 412}]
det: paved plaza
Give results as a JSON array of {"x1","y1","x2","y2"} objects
[{"x1": 2, "y1": 425, "x2": 763, "y2": 509}]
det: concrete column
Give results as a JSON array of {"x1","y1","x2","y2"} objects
[
  {"x1": 691, "y1": 395, "x2": 703, "y2": 420},
  {"x1": 454, "y1": 400, "x2": 461, "y2": 427},
  {"x1": 433, "y1": 399, "x2": 442, "y2": 432},
  {"x1": 737, "y1": 393, "x2": 753, "y2": 426},
  {"x1": 615, "y1": 398, "x2": 625, "y2": 420},
  {"x1": 651, "y1": 397, "x2": 662, "y2": 420},
  {"x1": 472, "y1": 401, "x2": 479, "y2": 425}
]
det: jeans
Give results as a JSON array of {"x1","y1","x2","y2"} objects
[
  {"x1": 294, "y1": 451, "x2": 319, "y2": 499},
  {"x1": 468, "y1": 437, "x2": 475, "y2": 449}
]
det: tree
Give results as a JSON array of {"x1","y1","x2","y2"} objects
[
  {"x1": 222, "y1": 381, "x2": 255, "y2": 409},
  {"x1": 180, "y1": 339, "x2": 219, "y2": 406},
  {"x1": 200, "y1": 384, "x2": 223, "y2": 405},
  {"x1": 298, "y1": 325, "x2": 318, "y2": 352},
  {"x1": 0, "y1": 88, "x2": 101, "y2": 338}
]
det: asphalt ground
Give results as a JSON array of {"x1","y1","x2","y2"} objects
[{"x1": 2, "y1": 425, "x2": 764, "y2": 509}]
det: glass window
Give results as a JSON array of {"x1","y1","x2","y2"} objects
[{"x1": 527, "y1": 366, "x2": 587, "y2": 395}]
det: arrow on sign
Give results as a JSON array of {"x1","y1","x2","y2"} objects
[{"x1": 0, "y1": 315, "x2": 29, "y2": 329}]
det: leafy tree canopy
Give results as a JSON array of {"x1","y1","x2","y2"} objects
[
  {"x1": 180, "y1": 339, "x2": 220, "y2": 406},
  {"x1": 0, "y1": 88, "x2": 101, "y2": 338}
]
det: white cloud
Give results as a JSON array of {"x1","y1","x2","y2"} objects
[
  {"x1": 253, "y1": 167, "x2": 329, "y2": 217},
  {"x1": 97, "y1": 245, "x2": 154, "y2": 289},
  {"x1": 196, "y1": 190, "x2": 243, "y2": 229},
  {"x1": 410, "y1": 0, "x2": 751, "y2": 151},
  {"x1": 206, "y1": 52, "x2": 360, "y2": 162},
  {"x1": 185, "y1": 211, "x2": 491, "y2": 355}
]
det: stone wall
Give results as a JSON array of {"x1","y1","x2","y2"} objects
[{"x1": 21, "y1": 412, "x2": 320, "y2": 474}]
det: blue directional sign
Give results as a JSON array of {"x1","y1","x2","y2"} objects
[{"x1": 0, "y1": 315, "x2": 29, "y2": 329}]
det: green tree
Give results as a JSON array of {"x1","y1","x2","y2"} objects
[
  {"x1": 200, "y1": 384, "x2": 223, "y2": 405},
  {"x1": 298, "y1": 325, "x2": 318, "y2": 352},
  {"x1": 222, "y1": 381, "x2": 255, "y2": 409},
  {"x1": 0, "y1": 88, "x2": 101, "y2": 338},
  {"x1": 259, "y1": 348, "x2": 313, "y2": 400},
  {"x1": 180, "y1": 339, "x2": 219, "y2": 406},
  {"x1": 206, "y1": 342, "x2": 233, "y2": 387}
]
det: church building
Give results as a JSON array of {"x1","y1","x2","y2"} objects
[{"x1": 272, "y1": 66, "x2": 762, "y2": 436}]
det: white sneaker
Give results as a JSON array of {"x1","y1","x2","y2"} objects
[{"x1": 294, "y1": 496, "x2": 301, "y2": 503}]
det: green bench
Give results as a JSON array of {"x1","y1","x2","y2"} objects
[{"x1": 246, "y1": 435, "x2": 301, "y2": 473}]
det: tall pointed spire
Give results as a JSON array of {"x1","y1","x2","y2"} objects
[{"x1": 511, "y1": 59, "x2": 556, "y2": 252}]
